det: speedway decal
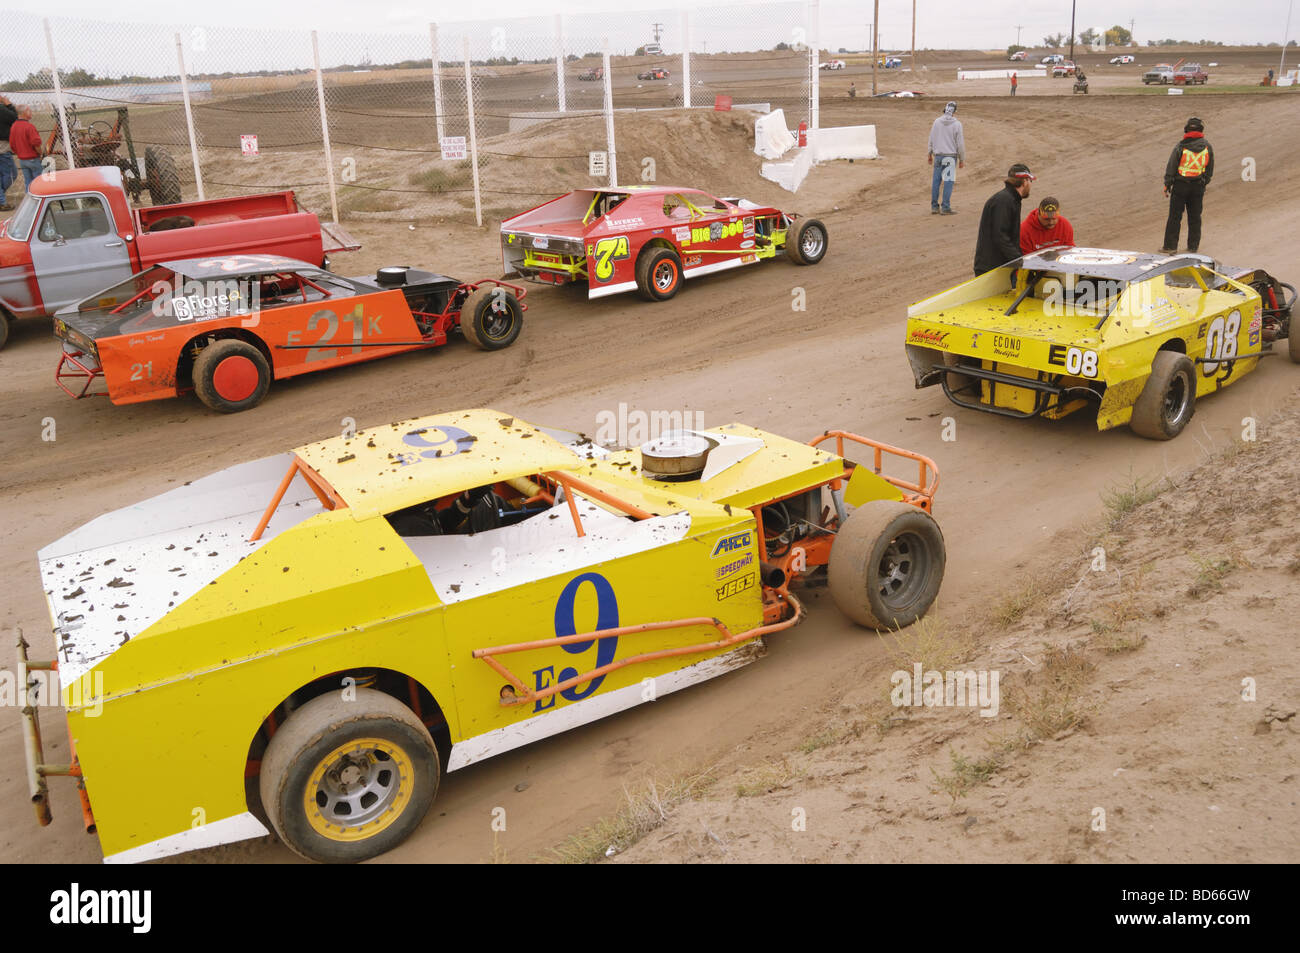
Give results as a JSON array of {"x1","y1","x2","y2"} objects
[
  {"x1": 716, "y1": 572, "x2": 756, "y2": 601},
  {"x1": 711, "y1": 529, "x2": 753, "y2": 559},
  {"x1": 589, "y1": 235, "x2": 630, "y2": 282},
  {"x1": 715, "y1": 551, "x2": 754, "y2": 580}
]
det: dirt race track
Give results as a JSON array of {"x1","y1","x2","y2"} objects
[{"x1": 1, "y1": 56, "x2": 1298, "y2": 863}]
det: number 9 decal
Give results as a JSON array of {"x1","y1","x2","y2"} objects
[{"x1": 553, "y1": 572, "x2": 620, "y2": 702}]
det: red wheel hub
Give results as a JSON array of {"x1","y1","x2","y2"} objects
[{"x1": 212, "y1": 355, "x2": 260, "y2": 402}]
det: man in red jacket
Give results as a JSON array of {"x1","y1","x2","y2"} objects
[
  {"x1": 8, "y1": 105, "x2": 44, "y2": 190},
  {"x1": 1020, "y1": 196, "x2": 1075, "y2": 254}
]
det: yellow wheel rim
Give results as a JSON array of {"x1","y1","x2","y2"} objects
[{"x1": 303, "y1": 737, "x2": 415, "y2": 843}]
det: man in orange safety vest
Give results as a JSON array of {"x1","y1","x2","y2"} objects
[{"x1": 1160, "y1": 117, "x2": 1214, "y2": 255}]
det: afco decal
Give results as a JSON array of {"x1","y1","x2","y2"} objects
[
  {"x1": 711, "y1": 529, "x2": 753, "y2": 558},
  {"x1": 589, "y1": 235, "x2": 630, "y2": 282},
  {"x1": 392, "y1": 425, "x2": 476, "y2": 465},
  {"x1": 532, "y1": 572, "x2": 620, "y2": 712}
]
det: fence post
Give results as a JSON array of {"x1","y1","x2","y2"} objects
[
  {"x1": 43, "y1": 18, "x2": 75, "y2": 169},
  {"x1": 602, "y1": 39, "x2": 617, "y2": 188},
  {"x1": 431, "y1": 23, "x2": 446, "y2": 146},
  {"x1": 175, "y1": 33, "x2": 205, "y2": 201},
  {"x1": 810, "y1": 0, "x2": 820, "y2": 130},
  {"x1": 463, "y1": 37, "x2": 482, "y2": 228},
  {"x1": 311, "y1": 31, "x2": 340, "y2": 225},
  {"x1": 680, "y1": 10, "x2": 691, "y2": 108},
  {"x1": 554, "y1": 14, "x2": 567, "y2": 112}
]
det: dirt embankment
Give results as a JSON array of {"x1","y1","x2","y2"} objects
[{"x1": 592, "y1": 406, "x2": 1300, "y2": 864}]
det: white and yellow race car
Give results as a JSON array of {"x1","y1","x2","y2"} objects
[
  {"x1": 905, "y1": 248, "x2": 1296, "y2": 439},
  {"x1": 21, "y1": 409, "x2": 943, "y2": 863}
]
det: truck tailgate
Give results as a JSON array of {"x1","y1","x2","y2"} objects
[{"x1": 320, "y1": 220, "x2": 361, "y2": 253}]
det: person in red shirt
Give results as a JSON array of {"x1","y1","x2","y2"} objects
[
  {"x1": 1020, "y1": 196, "x2": 1074, "y2": 253},
  {"x1": 8, "y1": 105, "x2": 45, "y2": 190}
]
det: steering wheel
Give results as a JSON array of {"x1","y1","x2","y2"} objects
[{"x1": 86, "y1": 120, "x2": 114, "y2": 141}]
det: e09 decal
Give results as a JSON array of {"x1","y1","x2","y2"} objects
[{"x1": 1047, "y1": 345, "x2": 1099, "y2": 378}]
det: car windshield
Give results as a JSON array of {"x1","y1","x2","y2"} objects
[{"x1": 5, "y1": 192, "x2": 40, "y2": 242}]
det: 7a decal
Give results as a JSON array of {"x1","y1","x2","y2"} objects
[
  {"x1": 591, "y1": 235, "x2": 630, "y2": 282},
  {"x1": 1202, "y1": 310, "x2": 1241, "y2": 375}
]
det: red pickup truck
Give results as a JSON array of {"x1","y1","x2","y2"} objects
[{"x1": 0, "y1": 165, "x2": 358, "y2": 349}]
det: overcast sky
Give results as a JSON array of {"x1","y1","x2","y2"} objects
[{"x1": 9, "y1": 1, "x2": 1295, "y2": 77}]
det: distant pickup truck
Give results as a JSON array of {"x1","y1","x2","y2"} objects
[
  {"x1": 1173, "y1": 64, "x2": 1208, "y2": 85},
  {"x1": 1143, "y1": 64, "x2": 1175, "y2": 84},
  {"x1": 0, "y1": 165, "x2": 358, "y2": 349}
]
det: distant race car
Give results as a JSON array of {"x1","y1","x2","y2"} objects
[
  {"x1": 1041, "y1": 54, "x2": 1065, "y2": 64},
  {"x1": 637, "y1": 67, "x2": 670, "y2": 80},
  {"x1": 578, "y1": 66, "x2": 604, "y2": 81},
  {"x1": 1052, "y1": 61, "x2": 1077, "y2": 76},
  {"x1": 21, "y1": 408, "x2": 945, "y2": 862},
  {"x1": 903, "y1": 248, "x2": 1296, "y2": 439},
  {"x1": 880, "y1": 56, "x2": 902, "y2": 68},
  {"x1": 820, "y1": 59, "x2": 846, "y2": 70},
  {"x1": 1110, "y1": 54, "x2": 1135, "y2": 64},
  {"x1": 1009, "y1": 50, "x2": 1028, "y2": 61},
  {"x1": 874, "y1": 90, "x2": 924, "y2": 98},
  {"x1": 54, "y1": 255, "x2": 525, "y2": 413},
  {"x1": 500, "y1": 186, "x2": 827, "y2": 302}
]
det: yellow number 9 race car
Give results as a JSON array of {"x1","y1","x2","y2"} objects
[
  {"x1": 904, "y1": 248, "x2": 1296, "y2": 439},
  {"x1": 20, "y1": 410, "x2": 944, "y2": 863}
]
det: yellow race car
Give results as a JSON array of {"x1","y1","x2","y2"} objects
[
  {"x1": 21, "y1": 410, "x2": 944, "y2": 863},
  {"x1": 905, "y1": 248, "x2": 1296, "y2": 439}
]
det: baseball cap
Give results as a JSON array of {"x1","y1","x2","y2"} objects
[
  {"x1": 1007, "y1": 163, "x2": 1036, "y2": 181},
  {"x1": 1038, "y1": 197, "x2": 1060, "y2": 212}
]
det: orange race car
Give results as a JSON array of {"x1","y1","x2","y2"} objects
[{"x1": 53, "y1": 254, "x2": 525, "y2": 413}]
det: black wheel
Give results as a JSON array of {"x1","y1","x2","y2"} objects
[
  {"x1": 459, "y1": 286, "x2": 523, "y2": 350},
  {"x1": 1288, "y1": 317, "x2": 1300, "y2": 364},
  {"x1": 634, "y1": 246, "x2": 683, "y2": 302},
  {"x1": 1130, "y1": 350, "x2": 1196, "y2": 440},
  {"x1": 0, "y1": 311, "x2": 10, "y2": 351},
  {"x1": 259, "y1": 688, "x2": 439, "y2": 864},
  {"x1": 145, "y1": 146, "x2": 182, "y2": 206},
  {"x1": 828, "y1": 500, "x2": 946, "y2": 630},
  {"x1": 191, "y1": 338, "x2": 271, "y2": 413},
  {"x1": 785, "y1": 218, "x2": 828, "y2": 266}
]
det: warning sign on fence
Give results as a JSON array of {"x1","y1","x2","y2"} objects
[
  {"x1": 240, "y1": 135, "x2": 259, "y2": 157},
  {"x1": 440, "y1": 136, "x2": 467, "y2": 161}
]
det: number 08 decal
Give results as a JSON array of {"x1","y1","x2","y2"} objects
[
  {"x1": 1065, "y1": 347, "x2": 1099, "y2": 378},
  {"x1": 1202, "y1": 310, "x2": 1241, "y2": 375}
]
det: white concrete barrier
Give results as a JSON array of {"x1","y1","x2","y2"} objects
[
  {"x1": 761, "y1": 146, "x2": 813, "y2": 192},
  {"x1": 810, "y1": 124, "x2": 878, "y2": 162},
  {"x1": 754, "y1": 108, "x2": 796, "y2": 159},
  {"x1": 957, "y1": 68, "x2": 1045, "y2": 80}
]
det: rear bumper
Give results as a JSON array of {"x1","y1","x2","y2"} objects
[{"x1": 55, "y1": 344, "x2": 107, "y2": 399}]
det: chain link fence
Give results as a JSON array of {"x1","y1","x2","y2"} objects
[{"x1": 8, "y1": 4, "x2": 826, "y2": 226}]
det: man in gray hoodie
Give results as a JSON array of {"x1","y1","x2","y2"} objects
[{"x1": 927, "y1": 101, "x2": 966, "y2": 215}]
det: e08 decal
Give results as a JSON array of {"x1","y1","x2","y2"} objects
[{"x1": 1047, "y1": 344, "x2": 1099, "y2": 378}]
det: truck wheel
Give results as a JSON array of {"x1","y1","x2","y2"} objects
[
  {"x1": 1130, "y1": 350, "x2": 1196, "y2": 440},
  {"x1": 145, "y1": 146, "x2": 183, "y2": 206},
  {"x1": 1288, "y1": 319, "x2": 1300, "y2": 364},
  {"x1": 0, "y1": 312, "x2": 10, "y2": 351},
  {"x1": 192, "y1": 338, "x2": 271, "y2": 413},
  {"x1": 829, "y1": 500, "x2": 946, "y2": 630},
  {"x1": 635, "y1": 247, "x2": 683, "y2": 301},
  {"x1": 785, "y1": 218, "x2": 828, "y2": 266},
  {"x1": 459, "y1": 286, "x2": 523, "y2": 350},
  {"x1": 259, "y1": 689, "x2": 439, "y2": 864}
]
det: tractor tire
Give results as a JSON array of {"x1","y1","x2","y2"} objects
[
  {"x1": 459, "y1": 286, "x2": 523, "y2": 350},
  {"x1": 785, "y1": 218, "x2": 828, "y2": 266},
  {"x1": 192, "y1": 338, "x2": 272, "y2": 413},
  {"x1": 828, "y1": 500, "x2": 946, "y2": 631},
  {"x1": 145, "y1": 146, "x2": 183, "y2": 206},
  {"x1": 634, "y1": 246, "x2": 683, "y2": 302},
  {"x1": 259, "y1": 688, "x2": 439, "y2": 864},
  {"x1": 1130, "y1": 350, "x2": 1196, "y2": 440}
]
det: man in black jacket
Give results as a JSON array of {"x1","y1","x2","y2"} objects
[
  {"x1": 0, "y1": 94, "x2": 18, "y2": 211},
  {"x1": 973, "y1": 163, "x2": 1035, "y2": 275},
  {"x1": 1161, "y1": 117, "x2": 1213, "y2": 254}
]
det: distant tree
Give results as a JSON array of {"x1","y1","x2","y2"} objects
[
  {"x1": 634, "y1": 46, "x2": 646, "y2": 55},
  {"x1": 838, "y1": 47, "x2": 848, "y2": 53},
  {"x1": 1104, "y1": 24, "x2": 1132, "y2": 46},
  {"x1": 1078, "y1": 27, "x2": 1099, "y2": 45},
  {"x1": 582, "y1": 51, "x2": 600, "y2": 58},
  {"x1": 1042, "y1": 33, "x2": 1065, "y2": 48},
  {"x1": 774, "y1": 41, "x2": 791, "y2": 51}
]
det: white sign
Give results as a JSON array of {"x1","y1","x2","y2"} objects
[
  {"x1": 240, "y1": 135, "x2": 258, "y2": 157},
  {"x1": 588, "y1": 150, "x2": 608, "y2": 177},
  {"x1": 440, "y1": 136, "x2": 467, "y2": 161}
]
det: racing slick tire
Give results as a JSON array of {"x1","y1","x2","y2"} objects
[
  {"x1": 829, "y1": 500, "x2": 946, "y2": 631},
  {"x1": 192, "y1": 338, "x2": 272, "y2": 413},
  {"x1": 145, "y1": 146, "x2": 183, "y2": 206},
  {"x1": 785, "y1": 218, "x2": 828, "y2": 266},
  {"x1": 635, "y1": 247, "x2": 683, "y2": 302},
  {"x1": 1130, "y1": 350, "x2": 1196, "y2": 440},
  {"x1": 459, "y1": 286, "x2": 524, "y2": 350},
  {"x1": 259, "y1": 688, "x2": 440, "y2": 864},
  {"x1": 1289, "y1": 319, "x2": 1300, "y2": 365}
]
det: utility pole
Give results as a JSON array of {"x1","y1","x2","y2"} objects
[
  {"x1": 1280, "y1": 0, "x2": 1293, "y2": 82},
  {"x1": 1016, "y1": 24, "x2": 1023, "y2": 47},
  {"x1": 651, "y1": 22, "x2": 663, "y2": 43},
  {"x1": 1129, "y1": 18, "x2": 1135, "y2": 44},
  {"x1": 911, "y1": 0, "x2": 916, "y2": 71},
  {"x1": 1069, "y1": 0, "x2": 1076, "y2": 62},
  {"x1": 872, "y1": 0, "x2": 879, "y2": 95}
]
